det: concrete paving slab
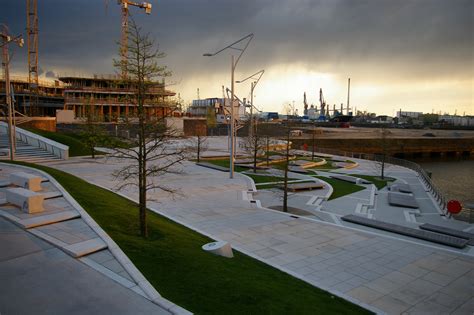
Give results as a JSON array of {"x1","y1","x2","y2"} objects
[
  {"x1": 63, "y1": 238, "x2": 108, "y2": 257},
  {"x1": 0, "y1": 219, "x2": 170, "y2": 315}
]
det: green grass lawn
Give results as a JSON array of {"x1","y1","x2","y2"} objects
[
  {"x1": 297, "y1": 157, "x2": 325, "y2": 163},
  {"x1": 314, "y1": 176, "x2": 366, "y2": 200},
  {"x1": 25, "y1": 127, "x2": 131, "y2": 157},
  {"x1": 350, "y1": 175, "x2": 395, "y2": 190},
  {"x1": 257, "y1": 180, "x2": 317, "y2": 190},
  {"x1": 203, "y1": 158, "x2": 248, "y2": 172},
  {"x1": 25, "y1": 128, "x2": 91, "y2": 156},
  {"x1": 244, "y1": 173, "x2": 297, "y2": 184},
  {"x1": 6, "y1": 161, "x2": 370, "y2": 315},
  {"x1": 308, "y1": 162, "x2": 340, "y2": 170}
]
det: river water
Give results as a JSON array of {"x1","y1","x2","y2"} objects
[{"x1": 413, "y1": 157, "x2": 474, "y2": 204}]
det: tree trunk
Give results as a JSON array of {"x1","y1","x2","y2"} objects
[
  {"x1": 381, "y1": 154, "x2": 385, "y2": 180},
  {"x1": 197, "y1": 136, "x2": 201, "y2": 163},
  {"x1": 253, "y1": 134, "x2": 258, "y2": 173},
  {"x1": 138, "y1": 109, "x2": 148, "y2": 238},
  {"x1": 266, "y1": 137, "x2": 270, "y2": 167},
  {"x1": 283, "y1": 126, "x2": 290, "y2": 213}
]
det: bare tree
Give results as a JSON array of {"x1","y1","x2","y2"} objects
[
  {"x1": 81, "y1": 99, "x2": 108, "y2": 159},
  {"x1": 265, "y1": 136, "x2": 271, "y2": 167},
  {"x1": 282, "y1": 122, "x2": 291, "y2": 212},
  {"x1": 206, "y1": 107, "x2": 217, "y2": 136},
  {"x1": 374, "y1": 125, "x2": 391, "y2": 180},
  {"x1": 242, "y1": 121, "x2": 265, "y2": 173},
  {"x1": 195, "y1": 135, "x2": 208, "y2": 163},
  {"x1": 281, "y1": 102, "x2": 295, "y2": 212},
  {"x1": 190, "y1": 123, "x2": 208, "y2": 163},
  {"x1": 110, "y1": 20, "x2": 186, "y2": 238}
]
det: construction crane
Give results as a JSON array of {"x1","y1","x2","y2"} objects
[
  {"x1": 26, "y1": 0, "x2": 39, "y2": 116},
  {"x1": 117, "y1": 0, "x2": 152, "y2": 78}
]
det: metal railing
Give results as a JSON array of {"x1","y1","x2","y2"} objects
[{"x1": 314, "y1": 147, "x2": 448, "y2": 215}]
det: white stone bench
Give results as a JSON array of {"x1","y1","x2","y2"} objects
[
  {"x1": 6, "y1": 187, "x2": 44, "y2": 213},
  {"x1": 10, "y1": 172, "x2": 42, "y2": 192}
]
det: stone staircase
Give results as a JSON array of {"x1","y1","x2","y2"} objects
[{"x1": 0, "y1": 133, "x2": 60, "y2": 163}]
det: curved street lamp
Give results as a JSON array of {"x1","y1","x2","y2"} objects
[
  {"x1": 236, "y1": 69, "x2": 264, "y2": 139},
  {"x1": 203, "y1": 33, "x2": 254, "y2": 179}
]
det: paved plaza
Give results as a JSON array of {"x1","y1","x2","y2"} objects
[{"x1": 42, "y1": 152, "x2": 474, "y2": 315}]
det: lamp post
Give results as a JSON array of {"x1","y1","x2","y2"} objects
[
  {"x1": 236, "y1": 69, "x2": 264, "y2": 139},
  {"x1": 203, "y1": 33, "x2": 254, "y2": 179},
  {"x1": 1, "y1": 25, "x2": 24, "y2": 161}
]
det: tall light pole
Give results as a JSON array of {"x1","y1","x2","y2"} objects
[
  {"x1": 236, "y1": 69, "x2": 264, "y2": 139},
  {"x1": 203, "y1": 33, "x2": 254, "y2": 179},
  {"x1": 1, "y1": 25, "x2": 24, "y2": 161}
]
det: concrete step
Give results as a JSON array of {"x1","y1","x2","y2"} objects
[
  {"x1": 64, "y1": 238, "x2": 108, "y2": 258},
  {"x1": 0, "y1": 135, "x2": 58, "y2": 163},
  {"x1": 0, "y1": 209, "x2": 80, "y2": 229}
]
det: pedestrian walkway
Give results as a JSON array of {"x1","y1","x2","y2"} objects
[
  {"x1": 0, "y1": 217, "x2": 170, "y2": 314},
  {"x1": 0, "y1": 163, "x2": 187, "y2": 314},
  {"x1": 44, "y1": 157, "x2": 474, "y2": 315}
]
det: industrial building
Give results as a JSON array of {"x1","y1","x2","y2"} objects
[{"x1": 188, "y1": 97, "x2": 246, "y2": 123}]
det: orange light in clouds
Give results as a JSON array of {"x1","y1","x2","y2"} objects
[
  {"x1": 177, "y1": 64, "x2": 473, "y2": 116},
  {"x1": 254, "y1": 65, "x2": 338, "y2": 113}
]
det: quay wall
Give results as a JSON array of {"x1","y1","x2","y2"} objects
[{"x1": 290, "y1": 137, "x2": 474, "y2": 157}]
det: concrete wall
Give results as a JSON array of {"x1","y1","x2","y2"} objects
[
  {"x1": 56, "y1": 110, "x2": 77, "y2": 124},
  {"x1": 165, "y1": 117, "x2": 184, "y2": 136},
  {"x1": 183, "y1": 118, "x2": 207, "y2": 136},
  {"x1": 21, "y1": 117, "x2": 57, "y2": 132}
]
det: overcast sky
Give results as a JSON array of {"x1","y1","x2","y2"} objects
[{"x1": 1, "y1": 0, "x2": 473, "y2": 115}]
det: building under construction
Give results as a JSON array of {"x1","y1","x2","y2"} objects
[
  {"x1": 1, "y1": 75, "x2": 177, "y2": 121},
  {"x1": 60, "y1": 75, "x2": 176, "y2": 121},
  {"x1": 0, "y1": 77, "x2": 64, "y2": 117}
]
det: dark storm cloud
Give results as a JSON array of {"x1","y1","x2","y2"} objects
[
  {"x1": 45, "y1": 70, "x2": 56, "y2": 78},
  {"x1": 1, "y1": 0, "x2": 472, "y2": 80},
  {"x1": 155, "y1": 0, "x2": 473, "y2": 80}
]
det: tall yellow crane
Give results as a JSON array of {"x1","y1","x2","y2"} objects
[
  {"x1": 26, "y1": 0, "x2": 39, "y2": 116},
  {"x1": 118, "y1": 0, "x2": 152, "y2": 78}
]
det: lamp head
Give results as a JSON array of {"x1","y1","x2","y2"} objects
[{"x1": 203, "y1": 53, "x2": 213, "y2": 57}]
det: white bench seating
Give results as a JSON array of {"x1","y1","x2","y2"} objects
[
  {"x1": 6, "y1": 187, "x2": 44, "y2": 213},
  {"x1": 10, "y1": 172, "x2": 42, "y2": 192}
]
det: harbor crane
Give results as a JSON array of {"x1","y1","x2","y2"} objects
[
  {"x1": 117, "y1": 0, "x2": 152, "y2": 78},
  {"x1": 319, "y1": 88, "x2": 327, "y2": 116},
  {"x1": 303, "y1": 92, "x2": 308, "y2": 116}
]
